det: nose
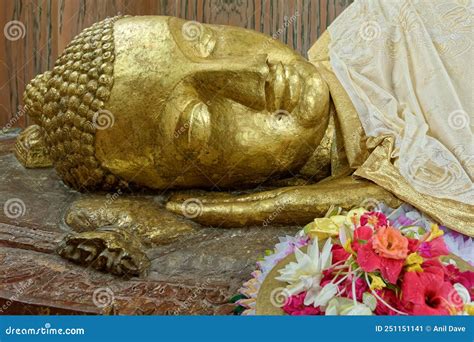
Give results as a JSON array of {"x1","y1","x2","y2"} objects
[
  {"x1": 190, "y1": 54, "x2": 270, "y2": 110},
  {"x1": 193, "y1": 54, "x2": 269, "y2": 75}
]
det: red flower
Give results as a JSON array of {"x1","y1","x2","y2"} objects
[
  {"x1": 357, "y1": 241, "x2": 405, "y2": 283},
  {"x1": 374, "y1": 289, "x2": 403, "y2": 315},
  {"x1": 444, "y1": 264, "x2": 474, "y2": 301},
  {"x1": 282, "y1": 292, "x2": 322, "y2": 315},
  {"x1": 407, "y1": 237, "x2": 420, "y2": 253},
  {"x1": 421, "y1": 259, "x2": 446, "y2": 279},
  {"x1": 332, "y1": 244, "x2": 350, "y2": 264},
  {"x1": 352, "y1": 226, "x2": 373, "y2": 252},
  {"x1": 401, "y1": 261, "x2": 460, "y2": 315},
  {"x1": 360, "y1": 212, "x2": 388, "y2": 229},
  {"x1": 341, "y1": 276, "x2": 368, "y2": 302}
]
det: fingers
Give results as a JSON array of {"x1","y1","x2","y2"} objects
[
  {"x1": 57, "y1": 231, "x2": 150, "y2": 277},
  {"x1": 78, "y1": 241, "x2": 98, "y2": 263},
  {"x1": 265, "y1": 62, "x2": 302, "y2": 113},
  {"x1": 283, "y1": 64, "x2": 302, "y2": 113},
  {"x1": 293, "y1": 61, "x2": 330, "y2": 128},
  {"x1": 266, "y1": 62, "x2": 286, "y2": 111}
]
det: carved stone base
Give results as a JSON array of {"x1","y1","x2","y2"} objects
[{"x1": 0, "y1": 137, "x2": 299, "y2": 314}]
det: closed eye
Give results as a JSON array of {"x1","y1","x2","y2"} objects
[{"x1": 170, "y1": 17, "x2": 217, "y2": 59}]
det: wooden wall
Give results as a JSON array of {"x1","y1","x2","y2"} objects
[{"x1": 0, "y1": 0, "x2": 352, "y2": 129}]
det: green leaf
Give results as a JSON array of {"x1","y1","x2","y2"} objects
[{"x1": 229, "y1": 294, "x2": 246, "y2": 303}]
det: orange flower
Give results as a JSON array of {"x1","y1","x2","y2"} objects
[{"x1": 372, "y1": 226, "x2": 409, "y2": 260}]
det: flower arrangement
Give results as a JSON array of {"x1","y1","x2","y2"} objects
[{"x1": 237, "y1": 204, "x2": 474, "y2": 315}]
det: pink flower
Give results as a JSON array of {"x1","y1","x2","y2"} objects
[
  {"x1": 418, "y1": 237, "x2": 449, "y2": 258},
  {"x1": 421, "y1": 259, "x2": 446, "y2": 279},
  {"x1": 282, "y1": 292, "x2": 322, "y2": 315},
  {"x1": 360, "y1": 212, "x2": 388, "y2": 229}
]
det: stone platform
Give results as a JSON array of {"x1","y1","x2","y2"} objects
[{"x1": 0, "y1": 136, "x2": 299, "y2": 315}]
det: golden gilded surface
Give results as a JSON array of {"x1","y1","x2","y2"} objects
[
  {"x1": 15, "y1": 125, "x2": 52, "y2": 168},
  {"x1": 165, "y1": 176, "x2": 401, "y2": 227},
  {"x1": 58, "y1": 196, "x2": 196, "y2": 276},
  {"x1": 97, "y1": 16, "x2": 330, "y2": 189},
  {"x1": 17, "y1": 16, "x2": 472, "y2": 277},
  {"x1": 23, "y1": 16, "x2": 125, "y2": 191}
]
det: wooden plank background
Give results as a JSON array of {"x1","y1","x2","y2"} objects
[{"x1": 0, "y1": 0, "x2": 352, "y2": 129}]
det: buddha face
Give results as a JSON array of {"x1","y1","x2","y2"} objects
[{"x1": 96, "y1": 16, "x2": 330, "y2": 189}]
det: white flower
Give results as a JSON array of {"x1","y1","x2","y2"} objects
[
  {"x1": 325, "y1": 297, "x2": 373, "y2": 316},
  {"x1": 275, "y1": 237, "x2": 333, "y2": 306},
  {"x1": 452, "y1": 283, "x2": 473, "y2": 316},
  {"x1": 454, "y1": 283, "x2": 471, "y2": 305},
  {"x1": 443, "y1": 233, "x2": 474, "y2": 266},
  {"x1": 306, "y1": 283, "x2": 338, "y2": 307},
  {"x1": 362, "y1": 292, "x2": 377, "y2": 311},
  {"x1": 257, "y1": 235, "x2": 308, "y2": 276}
]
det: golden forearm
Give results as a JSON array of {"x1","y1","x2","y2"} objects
[{"x1": 166, "y1": 177, "x2": 402, "y2": 227}]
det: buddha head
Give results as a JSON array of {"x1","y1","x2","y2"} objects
[{"x1": 22, "y1": 16, "x2": 330, "y2": 191}]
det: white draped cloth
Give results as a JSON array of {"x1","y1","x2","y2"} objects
[{"x1": 327, "y1": 0, "x2": 473, "y2": 204}]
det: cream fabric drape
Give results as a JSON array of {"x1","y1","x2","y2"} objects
[{"x1": 326, "y1": 0, "x2": 473, "y2": 204}]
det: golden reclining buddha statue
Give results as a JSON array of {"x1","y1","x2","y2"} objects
[{"x1": 16, "y1": 15, "x2": 473, "y2": 277}]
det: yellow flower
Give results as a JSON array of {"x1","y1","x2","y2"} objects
[
  {"x1": 304, "y1": 218, "x2": 339, "y2": 239},
  {"x1": 369, "y1": 275, "x2": 386, "y2": 291},
  {"x1": 426, "y1": 223, "x2": 444, "y2": 242},
  {"x1": 343, "y1": 238, "x2": 355, "y2": 255},
  {"x1": 330, "y1": 215, "x2": 347, "y2": 228},
  {"x1": 465, "y1": 304, "x2": 474, "y2": 316},
  {"x1": 404, "y1": 252, "x2": 424, "y2": 272},
  {"x1": 345, "y1": 208, "x2": 368, "y2": 226}
]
